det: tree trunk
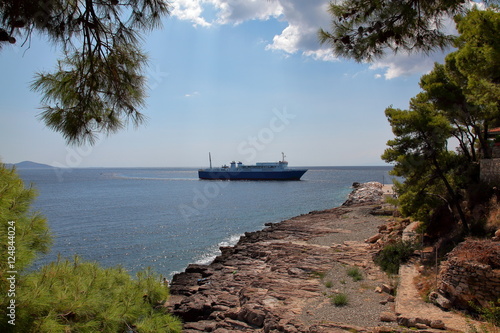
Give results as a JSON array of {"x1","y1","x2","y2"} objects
[{"x1": 431, "y1": 157, "x2": 470, "y2": 233}]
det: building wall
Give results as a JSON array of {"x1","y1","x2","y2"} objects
[{"x1": 480, "y1": 158, "x2": 500, "y2": 186}]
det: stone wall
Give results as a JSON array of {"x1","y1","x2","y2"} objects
[
  {"x1": 437, "y1": 239, "x2": 500, "y2": 309},
  {"x1": 480, "y1": 158, "x2": 500, "y2": 185}
]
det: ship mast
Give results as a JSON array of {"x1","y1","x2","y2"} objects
[
  {"x1": 209, "y1": 152, "x2": 212, "y2": 169},
  {"x1": 281, "y1": 152, "x2": 286, "y2": 163}
]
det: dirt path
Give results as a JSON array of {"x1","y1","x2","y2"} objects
[{"x1": 396, "y1": 263, "x2": 483, "y2": 332}]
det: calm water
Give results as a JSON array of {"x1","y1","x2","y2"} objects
[{"x1": 18, "y1": 166, "x2": 393, "y2": 279}]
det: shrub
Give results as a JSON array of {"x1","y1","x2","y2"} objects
[
  {"x1": 471, "y1": 299, "x2": 500, "y2": 329},
  {"x1": 331, "y1": 293, "x2": 348, "y2": 307},
  {"x1": 480, "y1": 302, "x2": 500, "y2": 329},
  {"x1": 374, "y1": 240, "x2": 417, "y2": 275},
  {"x1": 310, "y1": 271, "x2": 326, "y2": 279},
  {"x1": 347, "y1": 267, "x2": 363, "y2": 281}
]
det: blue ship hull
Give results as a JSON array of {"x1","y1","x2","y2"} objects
[{"x1": 198, "y1": 169, "x2": 307, "y2": 181}]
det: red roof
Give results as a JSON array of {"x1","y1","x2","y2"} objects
[{"x1": 489, "y1": 127, "x2": 500, "y2": 134}]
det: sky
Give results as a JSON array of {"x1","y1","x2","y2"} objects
[{"x1": 0, "y1": 0, "x2": 452, "y2": 168}]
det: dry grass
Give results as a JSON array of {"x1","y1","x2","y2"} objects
[{"x1": 413, "y1": 266, "x2": 438, "y2": 302}]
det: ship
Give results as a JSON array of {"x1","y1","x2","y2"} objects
[{"x1": 198, "y1": 153, "x2": 307, "y2": 181}]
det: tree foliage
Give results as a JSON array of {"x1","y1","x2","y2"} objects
[
  {"x1": 0, "y1": 0, "x2": 169, "y2": 144},
  {"x1": 449, "y1": 8, "x2": 500, "y2": 122},
  {"x1": 0, "y1": 163, "x2": 52, "y2": 273},
  {"x1": 382, "y1": 95, "x2": 470, "y2": 231},
  {"x1": 382, "y1": 9, "x2": 500, "y2": 234},
  {"x1": 1, "y1": 162, "x2": 52, "y2": 329},
  {"x1": 319, "y1": 0, "x2": 499, "y2": 62},
  {"x1": 418, "y1": 62, "x2": 489, "y2": 160},
  {"x1": 15, "y1": 259, "x2": 181, "y2": 333}
]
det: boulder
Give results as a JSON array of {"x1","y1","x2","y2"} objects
[
  {"x1": 183, "y1": 320, "x2": 217, "y2": 332},
  {"x1": 172, "y1": 296, "x2": 213, "y2": 322},
  {"x1": 375, "y1": 283, "x2": 394, "y2": 295},
  {"x1": 379, "y1": 312, "x2": 397, "y2": 322},
  {"x1": 343, "y1": 182, "x2": 386, "y2": 206},
  {"x1": 366, "y1": 233, "x2": 382, "y2": 243},
  {"x1": 429, "y1": 291, "x2": 452, "y2": 310},
  {"x1": 238, "y1": 304, "x2": 266, "y2": 327},
  {"x1": 494, "y1": 229, "x2": 500, "y2": 241},
  {"x1": 430, "y1": 319, "x2": 446, "y2": 329}
]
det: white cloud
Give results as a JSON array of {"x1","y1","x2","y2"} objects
[
  {"x1": 263, "y1": 1, "x2": 337, "y2": 61},
  {"x1": 171, "y1": 0, "x2": 212, "y2": 27},
  {"x1": 169, "y1": 0, "x2": 459, "y2": 77},
  {"x1": 369, "y1": 50, "x2": 449, "y2": 80},
  {"x1": 210, "y1": 0, "x2": 283, "y2": 25},
  {"x1": 184, "y1": 91, "x2": 200, "y2": 97},
  {"x1": 303, "y1": 48, "x2": 338, "y2": 62},
  {"x1": 265, "y1": 24, "x2": 301, "y2": 54},
  {"x1": 170, "y1": 0, "x2": 283, "y2": 26}
]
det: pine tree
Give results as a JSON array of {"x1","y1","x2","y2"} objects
[
  {"x1": 319, "y1": 0, "x2": 499, "y2": 61},
  {"x1": 381, "y1": 9, "x2": 500, "y2": 234},
  {"x1": 0, "y1": 0, "x2": 169, "y2": 144}
]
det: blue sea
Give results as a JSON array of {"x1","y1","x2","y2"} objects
[{"x1": 17, "y1": 166, "x2": 394, "y2": 280}]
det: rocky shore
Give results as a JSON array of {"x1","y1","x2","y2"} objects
[{"x1": 167, "y1": 182, "x2": 480, "y2": 332}]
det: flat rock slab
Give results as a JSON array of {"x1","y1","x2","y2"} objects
[{"x1": 168, "y1": 205, "x2": 399, "y2": 332}]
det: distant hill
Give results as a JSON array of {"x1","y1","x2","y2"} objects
[{"x1": 5, "y1": 161, "x2": 54, "y2": 169}]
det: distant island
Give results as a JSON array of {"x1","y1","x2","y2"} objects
[{"x1": 6, "y1": 161, "x2": 54, "y2": 169}]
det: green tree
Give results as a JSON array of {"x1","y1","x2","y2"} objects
[
  {"x1": 401, "y1": 9, "x2": 500, "y2": 163},
  {"x1": 319, "y1": 0, "x2": 499, "y2": 62},
  {"x1": 382, "y1": 94, "x2": 470, "y2": 232},
  {"x1": 16, "y1": 260, "x2": 181, "y2": 333},
  {"x1": 381, "y1": 9, "x2": 500, "y2": 234},
  {"x1": 0, "y1": 163, "x2": 52, "y2": 274},
  {"x1": 419, "y1": 62, "x2": 492, "y2": 160},
  {"x1": 447, "y1": 8, "x2": 500, "y2": 130},
  {"x1": 0, "y1": 0, "x2": 169, "y2": 144},
  {"x1": 1, "y1": 162, "x2": 52, "y2": 329}
]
